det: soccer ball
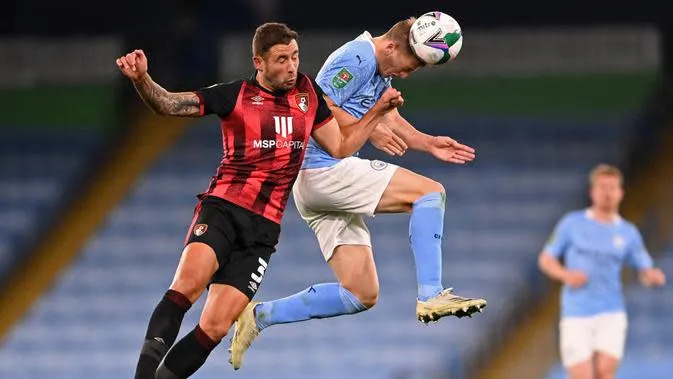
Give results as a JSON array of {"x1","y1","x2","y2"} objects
[{"x1": 409, "y1": 11, "x2": 463, "y2": 65}]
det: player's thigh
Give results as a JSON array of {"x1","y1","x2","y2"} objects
[
  {"x1": 328, "y1": 244, "x2": 379, "y2": 306},
  {"x1": 212, "y1": 211, "x2": 280, "y2": 300},
  {"x1": 170, "y1": 242, "x2": 219, "y2": 303},
  {"x1": 566, "y1": 360, "x2": 593, "y2": 379},
  {"x1": 173, "y1": 197, "x2": 238, "y2": 302},
  {"x1": 198, "y1": 283, "x2": 250, "y2": 341},
  {"x1": 560, "y1": 317, "x2": 594, "y2": 370},
  {"x1": 594, "y1": 352, "x2": 620, "y2": 379},
  {"x1": 375, "y1": 166, "x2": 444, "y2": 214},
  {"x1": 594, "y1": 312, "x2": 627, "y2": 377}
]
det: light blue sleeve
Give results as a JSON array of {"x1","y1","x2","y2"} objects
[
  {"x1": 544, "y1": 215, "x2": 573, "y2": 258},
  {"x1": 625, "y1": 227, "x2": 654, "y2": 270},
  {"x1": 316, "y1": 43, "x2": 374, "y2": 107}
]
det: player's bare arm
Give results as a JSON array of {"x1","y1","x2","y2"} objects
[
  {"x1": 383, "y1": 109, "x2": 476, "y2": 164},
  {"x1": 538, "y1": 251, "x2": 588, "y2": 288},
  {"x1": 313, "y1": 87, "x2": 404, "y2": 158},
  {"x1": 116, "y1": 49, "x2": 201, "y2": 117},
  {"x1": 323, "y1": 94, "x2": 408, "y2": 156}
]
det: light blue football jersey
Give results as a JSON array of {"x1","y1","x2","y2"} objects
[
  {"x1": 544, "y1": 209, "x2": 654, "y2": 318},
  {"x1": 302, "y1": 31, "x2": 392, "y2": 169}
]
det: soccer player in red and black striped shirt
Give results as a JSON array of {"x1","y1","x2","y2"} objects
[{"x1": 116, "y1": 23, "x2": 402, "y2": 379}]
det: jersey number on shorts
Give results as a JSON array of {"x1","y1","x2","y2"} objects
[{"x1": 250, "y1": 257, "x2": 268, "y2": 284}]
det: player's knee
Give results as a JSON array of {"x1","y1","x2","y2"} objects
[
  {"x1": 411, "y1": 179, "x2": 445, "y2": 205},
  {"x1": 170, "y1": 277, "x2": 206, "y2": 303},
  {"x1": 423, "y1": 180, "x2": 445, "y2": 196},
  {"x1": 346, "y1": 285, "x2": 378, "y2": 309},
  {"x1": 358, "y1": 291, "x2": 378, "y2": 309},
  {"x1": 595, "y1": 362, "x2": 617, "y2": 379},
  {"x1": 198, "y1": 317, "x2": 232, "y2": 342}
]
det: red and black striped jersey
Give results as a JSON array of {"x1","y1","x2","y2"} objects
[{"x1": 195, "y1": 72, "x2": 333, "y2": 224}]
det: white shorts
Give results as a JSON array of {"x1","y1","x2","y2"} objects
[
  {"x1": 559, "y1": 311, "x2": 628, "y2": 367},
  {"x1": 293, "y1": 157, "x2": 398, "y2": 261}
]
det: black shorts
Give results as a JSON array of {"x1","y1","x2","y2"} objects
[{"x1": 185, "y1": 196, "x2": 280, "y2": 299}]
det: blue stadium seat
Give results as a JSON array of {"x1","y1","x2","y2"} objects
[{"x1": 0, "y1": 129, "x2": 103, "y2": 282}]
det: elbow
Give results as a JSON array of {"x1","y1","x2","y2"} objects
[
  {"x1": 537, "y1": 253, "x2": 549, "y2": 272},
  {"x1": 330, "y1": 149, "x2": 349, "y2": 159}
]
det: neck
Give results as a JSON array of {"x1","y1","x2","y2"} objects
[
  {"x1": 591, "y1": 205, "x2": 618, "y2": 222},
  {"x1": 255, "y1": 71, "x2": 276, "y2": 93}
]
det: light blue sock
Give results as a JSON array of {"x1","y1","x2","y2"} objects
[
  {"x1": 409, "y1": 192, "x2": 445, "y2": 301},
  {"x1": 254, "y1": 283, "x2": 367, "y2": 330}
]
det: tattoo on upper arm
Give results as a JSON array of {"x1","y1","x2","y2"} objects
[{"x1": 133, "y1": 75, "x2": 200, "y2": 116}]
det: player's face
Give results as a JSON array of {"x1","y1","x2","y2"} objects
[
  {"x1": 255, "y1": 40, "x2": 299, "y2": 91},
  {"x1": 380, "y1": 44, "x2": 423, "y2": 79},
  {"x1": 590, "y1": 174, "x2": 624, "y2": 212}
]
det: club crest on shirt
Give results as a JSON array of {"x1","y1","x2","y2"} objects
[
  {"x1": 193, "y1": 224, "x2": 208, "y2": 236},
  {"x1": 613, "y1": 235, "x2": 625, "y2": 249},
  {"x1": 295, "y1": 93, "x2": 309, "y2": 113}
]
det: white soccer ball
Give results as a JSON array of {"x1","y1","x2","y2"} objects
[{"x1": 409, "y1": 11, "x2": 463, "y2": 65}]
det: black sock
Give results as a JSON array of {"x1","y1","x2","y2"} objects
[
  {"x1": 155, "y1": 325, "x2": 220, "y2": 379},
  {"x1": 134, "y1": 289, "x2": 192, "y2": 379}
]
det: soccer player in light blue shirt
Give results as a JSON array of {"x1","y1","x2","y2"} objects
[
  {"x1": 230, "y1": 17, "x2": 487, "y2": 370},
  {"x1": 539, "y1": 164, "x2": 666, "y2": 379}
]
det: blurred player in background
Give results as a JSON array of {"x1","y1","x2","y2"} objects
[
  {"x1": 230, "y1": 17, "x2": 486, "y2": 369},
  {"x1": 117, "y1": 22, "x2": 402, "y2": 379},
  {"x1": 538, "y1": 164, "x2": 666, "y2": 379}
]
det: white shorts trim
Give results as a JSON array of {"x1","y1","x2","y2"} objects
[
  {"x1": 559, "y1": 311, "x2": 628, "y2": 367},
  {"x1": 293, "y1": 157, "x2": 398, "y2": 260}
]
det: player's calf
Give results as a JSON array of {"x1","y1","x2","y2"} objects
[{"x1": 229, "y1": 283, "x2": 369, "y2": 370}]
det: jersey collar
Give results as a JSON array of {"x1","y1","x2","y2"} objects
[
  {"x1": 585, "y1": 208, "x2": 622, "y2": 225},
  {"x1": 249, "y1": 71, "x2": 293, "y2": 96},
  {"x1": 361, "y1": 31, "x2": 376, "y2": 53}
]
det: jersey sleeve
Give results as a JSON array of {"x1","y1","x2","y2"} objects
[
  {"x1": 194, "y1": 79, "x2": 244, "y2": 117},
  {"x1": 543, "y1": 214, "x2": 573, "y2": 258},
  {"x1": 309, "y1": 76, "x2": 334, "y2": 130},
  {"x1": 316, "y1": 45, "x2": 372, "y2": 107},
  {"x1": 625, "y1": 227, "x2": 654, "y2": 270}
]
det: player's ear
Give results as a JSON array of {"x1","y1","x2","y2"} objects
[
  {"x1": 253, "y1": 55, "x2": 264, "y2": 71},
  {"x1": 384, "y1": 41, "x2": 396, "y2": 56}
]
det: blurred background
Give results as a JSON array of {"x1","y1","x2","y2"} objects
[{"x1": 0, "y1": 1, "x2": 671, "y2": 378}]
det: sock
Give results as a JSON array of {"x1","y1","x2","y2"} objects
[
  {"x1": 134, "y1": 290, "x2": 192, "y2": 379},
  {"x1": 409, "y1": 192, "x2": 445, "y2": 301},
  {"x1": 255, "y1": 283, "x2": 367, "y2": 330},
  {"x1": 155, "y1": 325, "x2": 219, "y2": 379}
]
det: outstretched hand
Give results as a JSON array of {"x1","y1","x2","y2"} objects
[{"x1": 428, "y1": 136, "x2": 476, "y2": 164}]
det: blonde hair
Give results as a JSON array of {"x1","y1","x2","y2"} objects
[
  {"x1": 384, "y1": 18, "x2": 417, "y2": 57},
  {"x1": 589, "y1": 164, "x2": 623, "y2": 186}
]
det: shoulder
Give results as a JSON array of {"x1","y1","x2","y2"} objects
[
  {"x1": 619, "y1": 219, "x2": 641, "y2": 236},
  {"x1": 325, "y1": 39, "x2": 377, "y2": 76},
  {"x1": 565, "y1": 210, "x2": 585, "y2": 221},
  {"x1": 560, "y1": 210, "x2": 585, "y2": 226},
  {"x1": 297, "y1": 73, "x2": 320, "y2": 93},
  {"x1": 198, "y1": 79, "x2": 245, "y2": 95}
]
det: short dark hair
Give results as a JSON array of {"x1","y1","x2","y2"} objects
[
  {"x1": 252, "y1": 22, "x2": 299, "y2": 57},
  {"x1": 384, "y1": 18, "x2": 416, "y2": 57}
]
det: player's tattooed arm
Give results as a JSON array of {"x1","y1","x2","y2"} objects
[
  {"x1": 132, "y1": 74, "x2": 201, "y2": 117},
  {"x1": 116, "y1": 49, "x2": 201, "y2": 117}
]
